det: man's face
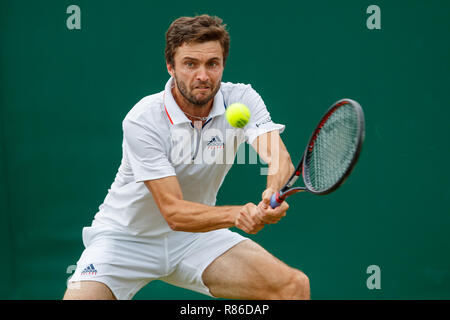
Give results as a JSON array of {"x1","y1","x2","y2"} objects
[{"x1": 167, "y1": 41, "x2": 224, "y2": 107}]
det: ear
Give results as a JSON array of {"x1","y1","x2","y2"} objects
[{"x1": 166, "y1": 61, "x2": 175, "y2": 78}]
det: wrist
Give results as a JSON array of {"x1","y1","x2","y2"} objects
[{"x1": 228, "y1": 206, "x2": 242, "y2": 227}]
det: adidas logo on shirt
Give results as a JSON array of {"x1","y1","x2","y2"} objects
[
  {"x1": 207, "y1": 135, "x2": 224, "y2": 149},
  {"x1": 81, "y1": 264, "x2": 97, "y2": 276}
]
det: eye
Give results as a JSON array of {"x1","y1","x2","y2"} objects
[{"x1": 185, "y1": 61, "x2": 195, "y2": 68}]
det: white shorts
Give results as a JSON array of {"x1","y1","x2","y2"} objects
[{"x1": 68, "y1": 222, "x2": 248, "y2": 300}]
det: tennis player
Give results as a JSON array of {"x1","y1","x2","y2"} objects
[{"x1": 64, "y1": 14, "x2": 310, "y2": 300}]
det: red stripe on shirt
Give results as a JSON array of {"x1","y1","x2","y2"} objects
[
  {"x1": 163, "y1": 92, "x2": 173, "y2": 125},
  {"x1": 164, "y1": 104, "x2": 173, "y2": 125}
]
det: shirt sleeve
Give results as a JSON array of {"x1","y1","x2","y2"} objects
[
  {"x1": 239, "y1": 85, "x2": 285, "y2": 145},
  {"x1": 122, "y1": 118, "x2": 176, "y2": 183}
]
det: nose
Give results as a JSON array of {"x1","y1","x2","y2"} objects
[{"x1": 196, "y1": 66, "x2": 209, "y2": 82}]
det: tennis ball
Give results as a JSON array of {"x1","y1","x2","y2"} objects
[{"x1": 226, "y1": 103, "x2": 251, "y2": 128}]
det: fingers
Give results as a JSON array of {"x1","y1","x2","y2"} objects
[
  {"x1": 234, "y1": 211, "x2": 253, "y2": 233},
  {"x1": 234, "y1": 200, "x2": 290, "y2": 234},
  {"x1": 257, "y1": 200, "x2": 289, "y2": 224},
  {"x1": 261, "y1": 188, "x2": 277, "y2": 209},
  {"x1": 235, "y1": 203, "x2": 265, "y2": 234}
]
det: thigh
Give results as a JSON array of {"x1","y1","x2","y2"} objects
[
  {"x1": 201, "y1": 239, "x2": 296, "y2": 299},
  {"x1": 63, "y1": 281, "x2": 116, "y2": 300}
]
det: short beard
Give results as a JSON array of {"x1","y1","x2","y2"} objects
[{"x1": 174, "y1": 75, "x2": 220, "y2": 107}]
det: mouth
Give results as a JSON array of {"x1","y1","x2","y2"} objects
[{"x1": 195, "y1": 86, "x2": 210, "y2": 91}]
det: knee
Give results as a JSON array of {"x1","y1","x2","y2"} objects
[{"x1": 275, "y1": 270, "x2": 310, "y2": 300}]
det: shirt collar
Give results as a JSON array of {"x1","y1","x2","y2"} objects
[{"x1": 163, "y1": 77, "x2": 225, "y2": 126}]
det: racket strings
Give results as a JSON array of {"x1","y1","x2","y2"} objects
[{"x1": 305, "y1": 104, "x2": 360, "y2": 192}]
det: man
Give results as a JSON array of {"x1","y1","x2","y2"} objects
[{"x1": 64, "y1": 14, "x2": 310, "y2": 300}]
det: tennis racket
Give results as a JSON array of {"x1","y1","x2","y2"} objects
[{"x1": 270, "y1": 98, "x2": 365, "y2": 208}]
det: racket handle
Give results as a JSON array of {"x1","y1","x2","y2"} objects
[{"x1": 270, "y1": 192, "x2": 284, "y2": 208}]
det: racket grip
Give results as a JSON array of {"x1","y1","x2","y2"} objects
[{"x1": 270, "y1": 192, "x2": 283, "y2": 208}]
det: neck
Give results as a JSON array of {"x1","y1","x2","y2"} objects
[{"x1": 171, "y1": 86, "x2": 213, "y2": 123}]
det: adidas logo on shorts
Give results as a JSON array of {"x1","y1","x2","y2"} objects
[{"x1": 81, "y1": 264, "x2": 97, "y2": 276}]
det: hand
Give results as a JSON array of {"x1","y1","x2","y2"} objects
[
  {"x1": 261, "y1": 187, "x2": 278, "y2": 209},
  {"x1": 258, "y1": 187, "x2": 289, "y2": 224},
  {"x1": 234, "y1": 203, "x2": 265, "y2": 234}
]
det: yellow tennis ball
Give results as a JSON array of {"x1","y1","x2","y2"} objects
[{"x1": 226, "y1": 103, "x2": 251, "y2": 128}]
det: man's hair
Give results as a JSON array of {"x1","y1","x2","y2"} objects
[{"x1": 165, "y1": 14, "x2": 230, "y2": 68}]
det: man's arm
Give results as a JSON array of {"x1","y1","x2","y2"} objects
[
  {"x1": 252, "y1": 130, "x2": 294, "y2": 223},
  {"x1": 252, "y1": 130, "x2": 295, "y2": 198},
  {"x1": 144, "y1": 176, "x2": 264, "y2": 234}
]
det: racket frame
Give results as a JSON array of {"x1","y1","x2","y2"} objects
[
  {"x1": 302, "y1": 98, "x2": 365, "y2": 195},
  {"x1": 270, "y1": 98, "x2": 365, "y2": 207}
]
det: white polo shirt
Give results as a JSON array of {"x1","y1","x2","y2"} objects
[{"x1": 93, "y1": 78, "x2": 285, "y2": 237}]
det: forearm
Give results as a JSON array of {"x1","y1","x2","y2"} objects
[
  {"x1": 252, "y1": 131, "x2": 294, "y2": 192},
  {"x1": 163, "y1": 200, "x2": 240, "y2": 232},
  {"x1": 266, "y1": 149, "x2": 295, "y2": 191}
]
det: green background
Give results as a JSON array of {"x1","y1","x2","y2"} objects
[{"x1": 1, "y1": 0, "x2": 449, "y2": 299}]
